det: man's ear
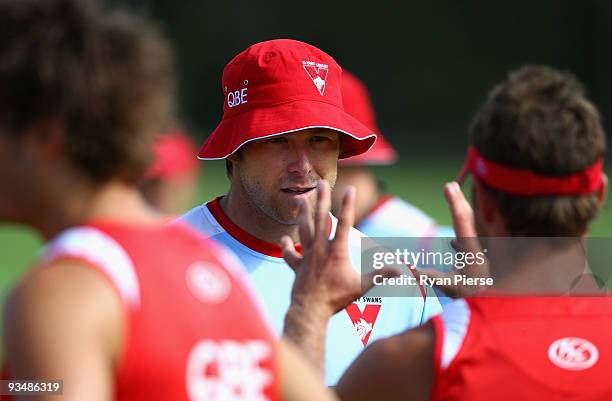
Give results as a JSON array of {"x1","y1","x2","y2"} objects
[
  {"x1": 227, "y1": 153, "x2": 240, "y2": 164},
  {"x1": 598, "y1": 173, "x2": 608, "y2": 205},
  {"x1": 473, "y1": 179, "x2": 496, "y2": 225},
  {"x1": 29, "y1": 121, "x2": 66, "y2": 161}
]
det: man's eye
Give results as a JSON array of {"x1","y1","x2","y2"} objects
[
  {"x1": 311, "y1": 136, "x2": 331, "y2": 143},
  {"x1": 267, "y1": 137, "x2": 287, "y2": 144}
]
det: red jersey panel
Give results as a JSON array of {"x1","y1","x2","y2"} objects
[
  {"x1": 3, "y1": 221, "x2": 278, "y2": 401},
  {"x1": 431, "y1": 296, "x2": 612, "y2": 401}
]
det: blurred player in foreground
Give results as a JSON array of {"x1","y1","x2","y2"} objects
[
  {"x1": 282, "y1": 66, "x2": 611, "y2": 400},
  {"x1": 333, "y1": 70, "x2": 453, "y2": 238},
  {"x1": 179, "y1": 39, "x2": 441, "y2": 384},
  {"x1": 141, "y1": 129, "x2": 200, "y2": 215},
  {"x1": 0, "y1": 1, "x2": 334, "y2": 400}
]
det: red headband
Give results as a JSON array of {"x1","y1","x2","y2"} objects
[{"x1": 457, "y1": 146, "x2": 604, "y2": 196}]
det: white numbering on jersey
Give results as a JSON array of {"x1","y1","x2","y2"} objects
[{"x1": 186, "y1": 340, "x2": 272, "y2": 401}]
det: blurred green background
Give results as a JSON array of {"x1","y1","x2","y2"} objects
[
  {"x1": 2, "y1": 160, "x2": 611, "y2": 303},
  {"x1": 1, "y1": 0, "x2": 611, "y2": 340}
]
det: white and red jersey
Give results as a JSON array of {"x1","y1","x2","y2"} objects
[
  {"x1": 430, "y1": 296, "x2": 612, "y2": 401},
  {"x1": 179, "y1": 197, "x2": 442, "y2": 385},
  {"x1": 5, "y1": 221, "x2": 278, "y2": 401}
]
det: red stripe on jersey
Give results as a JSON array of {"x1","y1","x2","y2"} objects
[
  {"x1": 363, "y1": 194, "x2": 394, "y2": 220},
  {"x1": 207, "y1": 196, "x2": 332, "y2": 258}
]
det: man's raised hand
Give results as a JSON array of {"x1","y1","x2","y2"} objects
[
  {"x1": 418, "y1": 182, "x2": 490, "y2": 298},
  {"x1": 281, "y1": 181, "x2": 397, "y2": 373},
  {"x1": 282, "y1": 180, "x2": 363, "y2": 318}
]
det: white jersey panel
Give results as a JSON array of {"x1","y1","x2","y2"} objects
[
  {"x1": 439, "y1": 299, "x2": 471, "y2": 369},
  {"x1": 42, "y1": 226, "x2": 140, "y2": 308}
]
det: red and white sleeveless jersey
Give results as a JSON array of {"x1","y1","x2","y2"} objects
[
  {"x1": 11, "y1": 221, "x2": 279, "y2": 401},
  {"x1": 430, "y1": 296, "x2": 612, "y2": 401}
]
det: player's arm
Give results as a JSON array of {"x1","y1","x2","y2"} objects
[
  {"x1": 335, "y1": 322, "x2": 435, "y2": 401},
  {"x1": 3, "y1": 260, "x2": 124, "y2": 401},
  {"x1": 282, "y1": 299, "x2": 329, "y2": 375},
  {"x1": 278, "y1": 339, "x2": 338, "y2": 401}
]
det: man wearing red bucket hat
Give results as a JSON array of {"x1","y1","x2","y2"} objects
[
  {"x1": 180, "y1": 39, "x2": 441, "y2": 384},
  {"x1": 282, "y1": 66, "x2": 612, "y2": 400},
  {"x1": 333, "y1": 70, "x2": 453, "y2": 239}
]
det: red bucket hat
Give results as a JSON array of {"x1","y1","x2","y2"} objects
[
  {"x1": 197, "y1": 39, "x2": 377, "y2": 160},
  {"x1": 339, "y1": 70, "x2": 398, "y2": 165}
]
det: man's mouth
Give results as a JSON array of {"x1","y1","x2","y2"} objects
[{"x1": 281, "y1": 187, "x2": 316, "y2": 195}]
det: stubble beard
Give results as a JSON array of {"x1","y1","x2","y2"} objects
[
  {"x1": 238, "y1": 173, "x2": 302, "y2": 226},
  {"x1": 237, "y1": 170, "x2": 337, "y2": 226}
]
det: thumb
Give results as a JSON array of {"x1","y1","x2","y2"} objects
[{"x1": 281, "y1": 236, "x2": 302, "y2": 272}]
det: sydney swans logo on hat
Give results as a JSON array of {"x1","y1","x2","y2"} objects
[{"x1": 302, "y1": 61, "x2": 329, "y2": 96}]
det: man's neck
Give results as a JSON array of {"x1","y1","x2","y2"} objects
[
  {"x1": 220, "y1": 189, "x2": 300, "y2": 245},
  {"x1": 488, "y1": 237, "x2": 600, "y2": 294},
  {"x1": 33, "y1": 176, "x2": 158, "y2": 241}
]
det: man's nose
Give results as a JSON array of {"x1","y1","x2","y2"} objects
[{"x1": 287, "y1": 144, "x2": 313, "y2": 175}]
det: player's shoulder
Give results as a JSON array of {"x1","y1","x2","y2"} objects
[
  {"x1": 3, "y1": 254, "x2": 125, "y2": 382},
  {"x1": 378, "y1": 320, "x2": 435, "y2": 357},
  {"x1": 176, "y1": 201, "x2": 219, "y2": 238},
  {"x1": 385, "y1": 197, "x2": 435, "y2": 226},
  {"x1": 10, "y1": 256, "x2": 123, "y2": 312},
  {"x1": 6, "y1": 255, "x2": 124, "y2": 347},
  {"x1": 357, "y1": 196, "x2": 437, "y2": 238}
]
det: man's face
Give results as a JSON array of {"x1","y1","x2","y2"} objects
[{"x1": 231, "y1": 128, "x2": 340, "y2": 224}]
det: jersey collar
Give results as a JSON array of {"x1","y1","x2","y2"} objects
[{"x1": 206, "y1": 196, "x2": 333, "y2": 258}]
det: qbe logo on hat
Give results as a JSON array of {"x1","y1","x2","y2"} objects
[{"x1": 302, "y1": 60, "x2": 329, "y2": 95}]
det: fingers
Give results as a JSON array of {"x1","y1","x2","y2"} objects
[
  {"x1": 281, "y1": 236, "x2": 303, "y2": 271},
  {"x1": 314, "y1": 180, "x2": 331, "y2": 246},
  {"x1": 363, "y1": 267, "x2": 401, "y2": 294},
  {"x1": 331, "y1": 186, "x2": 356, "y2": 253},
  {"x1": 417, "y1": 267, "x2": 463, "y2": 298},
  {"x1": 297, "y1": 199, "x2": 314, "y2": 248},
  {"x1": 444, "y1": 181, "x2": 477, "y2": 238}
]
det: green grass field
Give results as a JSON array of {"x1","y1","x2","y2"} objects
[{"x1": 2, "y1": 159, "x2": 610, "y2": 296}]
